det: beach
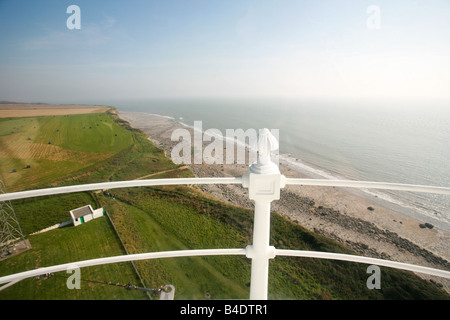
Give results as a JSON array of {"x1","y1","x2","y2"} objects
[{"x1": 118, "y1": 110, "x2": 450, "y2": 292}]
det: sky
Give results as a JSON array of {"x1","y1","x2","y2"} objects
[{"x1": 0, "y1": 0, "x2": 450, "y2": 103}]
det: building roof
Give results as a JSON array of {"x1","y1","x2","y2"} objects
[{"x1": 71, "y1": 205, "x2": 93, "y2": 219}]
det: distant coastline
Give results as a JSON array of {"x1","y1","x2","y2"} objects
[
  {"x1": 118, "y1": 109, "x2": 450, "y2": 292},
  {"x1": 110, "y1": 98, "x2": 450, "y2": 235}
]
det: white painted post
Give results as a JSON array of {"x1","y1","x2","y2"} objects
[{"x1": 242, "y1": 129, "x2": 285, "y2": 300}]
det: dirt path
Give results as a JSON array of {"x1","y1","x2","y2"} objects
[
  {"x1": 94, "y1": 166, "x2": 189, "y2": 194},
  {"x1": 134, "y1": 166, "x2": 189, "y2": 180}
]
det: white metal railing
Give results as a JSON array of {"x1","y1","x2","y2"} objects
[
  {"x1": 1, "y1": 129, "x2": 450, "y2": 299},
  {"x1": 2, "y1": 177, "x2": 450, "y2": 203}
]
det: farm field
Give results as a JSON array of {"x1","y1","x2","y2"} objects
[
  {"x1": 0, "y1": 103, "x2": 110, "y2": 118},
  {"x1": 0, "y1": 112, "x2": 134, "y2": 191},
  {"x1": 0, "y1": 109, "x2": 194, "y2": 300}
]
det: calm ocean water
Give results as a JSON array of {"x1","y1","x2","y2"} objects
[{"x1": 108, "y1": 98, "x2": 450, "y2": 232}]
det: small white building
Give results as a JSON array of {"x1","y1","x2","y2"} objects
[{"x1": 69, "y1": 205, "x2": 104, "y2": 227}]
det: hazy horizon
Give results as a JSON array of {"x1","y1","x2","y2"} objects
[{"x1": 1, "y1": 0, "x2": 450, "y2": 104}]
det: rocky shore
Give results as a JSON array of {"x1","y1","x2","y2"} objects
[{"x1": 118, "y1": 110, "x2": 450, "y2": 292}]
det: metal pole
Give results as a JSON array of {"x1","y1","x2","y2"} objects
[
  {"x1": 244, "y1": 128, "x2": 283, "y2": 300},
  {"x1": 247, "y1": 200, "x2": 275, "y2": 300}
]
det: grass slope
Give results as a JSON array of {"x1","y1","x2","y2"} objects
[{"x1": 101, "y1": 184, "x2": 449, "y2": 300}]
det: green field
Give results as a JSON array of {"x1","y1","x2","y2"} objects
[
  {"x1": 0, "y1": 218, "x2": 146, "y2": 300},
  {"x1": 0, "y1": 110, "x2": 448, "y2": 300},
  {"x1": 0, "y1": 112, "x2": 135, "y2": 191},
  {"x1": 99, "y1": 186, "x2": 250, "y2": 299}
]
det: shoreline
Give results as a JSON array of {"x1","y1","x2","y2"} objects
[{"x1": 118, "y1": 110, "x2": 450, "y2": 292}]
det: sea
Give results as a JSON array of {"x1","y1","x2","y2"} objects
[{"x1": 99, "y1": 97, "x2": 450, "y2": 232}]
